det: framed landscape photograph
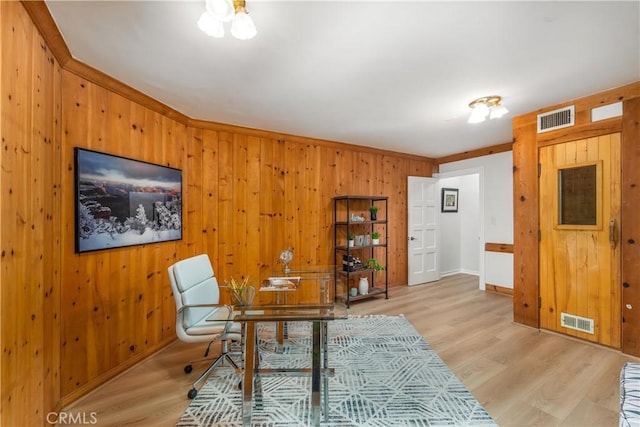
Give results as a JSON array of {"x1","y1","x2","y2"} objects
[
  {"x1": 74, "y1": 148, "x2": 182, "y2": 253},
  {"x1": 441, "y1": 188, "x2": 459, "y2": 213}
]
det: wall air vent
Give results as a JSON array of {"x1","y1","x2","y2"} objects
[
  {"x1": 560, "y1": 312, "x2": 594, "y2": 334},
  {"x1": 537, "y1": 105, "x2": 575, "y2": 133}
]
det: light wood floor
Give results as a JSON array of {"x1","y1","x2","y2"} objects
[{"x1": 63, "y1": 274, "x2": 638, "y2": 426}]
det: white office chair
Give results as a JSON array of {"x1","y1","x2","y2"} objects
[{"x1": 168, "y1": 254, "x2": 242, "y2": 399}]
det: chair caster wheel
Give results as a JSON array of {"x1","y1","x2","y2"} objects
[
  {"x1": 184, "y1": 365, "x2": 193, "y2": 374},
  {"x1": 187, "y1": 388, "x2": 198, "y2": 399}
]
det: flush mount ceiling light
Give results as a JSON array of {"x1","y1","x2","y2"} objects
[
  {"x1": 198, "y1": 0, "x2": 257, "y2": 40},
  {"x1": 467, "y1": 95, "x2": 509, "y2": 124}
]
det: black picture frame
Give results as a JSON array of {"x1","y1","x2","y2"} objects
[
  {"x1": 74, "y1": 148, "x2": 182, "y2": 253},
  {"x1": 441, "y1": 188, "x2": 459, "y2": 213}
]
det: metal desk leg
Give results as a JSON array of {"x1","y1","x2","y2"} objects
[
  {"x1": 322, "y1": 320, "x2": 329, "y2": 422},
  {"x1": 311, "y1": 320, "x2": 321, "y2": 426},
  {"x1": 242, "y1": 322, "x2": 256, "y2": 427}
]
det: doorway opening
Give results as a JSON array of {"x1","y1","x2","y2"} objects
[{"x1": 437, "y1": 168, "x2": 485, "y2": 290}]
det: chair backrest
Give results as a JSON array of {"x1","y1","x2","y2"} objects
[{"x1": 168, "y1": 254, "x2": 221, "y2": 330}]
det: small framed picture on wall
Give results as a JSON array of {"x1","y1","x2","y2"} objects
[{"x1": 441, "y1": 188, "x2": 459, "y2": 212}]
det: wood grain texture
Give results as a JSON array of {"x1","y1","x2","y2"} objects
[
  {"x1": 511, "y1": 120, "x2": 539, "y2": 327},
  {"x1": 62, "y1": 274, "x2": 640, "y2": 427},
  {"x1": 1, "y1": 2, "x2": 62, "y2": 425},
  {"x1": 485, "y1": 284, "x2": 514, "y2": 296},
  {"x1": 484, "y1": 242, "x2": 514, "y2": 253},
  {"x1": 538, "y1": 135, "x2": 621, "y2": 348},
  {"x1": 621, "y1": 97, "x2": 640, "y2": 356}
]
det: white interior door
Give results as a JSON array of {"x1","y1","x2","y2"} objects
[{"x1": 407, "y1": 176, "x2": 440, "y2": 285}]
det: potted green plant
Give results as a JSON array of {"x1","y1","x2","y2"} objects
[
  {"x1": 366, "y1": 257, "x2": 385, "y2": 272},
  {"x1": 371, "y1": 231, "x2": 380, "y2": 245},
  {"x1": 369, "y1": 205, "x2": 379, "y2": 221},
  {"x1": 347, "y1": 231, "x2": 355, "y2": 247}
]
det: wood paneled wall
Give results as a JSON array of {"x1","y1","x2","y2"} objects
[
  {"x1": 2, "y1": 2, "x2": 436, "y2": 424},
  {"x1": 1, "y1": 2, "x2": 63, "y2": 425},
  {"x1": 512, "y1": 82, "x2": 640, "y2": 356},
  {"x1": 59, "y1": 71, "x2": 190, "y2": 403},
  {"x1": 60, "y1": 72, "x2": 434, "y2": 403}
]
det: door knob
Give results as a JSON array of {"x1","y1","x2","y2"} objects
[{"x1": 409, "y1": 236, "x2": 417, "y2": 241}]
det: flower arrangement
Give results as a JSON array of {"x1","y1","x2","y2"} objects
[{"x1": 224, "y1": 276, "x2": 255, "y2": 306}]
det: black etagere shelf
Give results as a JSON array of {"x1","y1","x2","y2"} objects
[{"x1": 333, "y1": 195, "x2": 388, "y2": 308}]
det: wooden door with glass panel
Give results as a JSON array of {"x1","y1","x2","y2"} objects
[{"x1": 539, "y1": 134, "x2": 621, "y2": 348}]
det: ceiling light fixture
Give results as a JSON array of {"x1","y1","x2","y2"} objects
[
  {"x1": 198, "y1": 0, "x2": 257, "y2": 40},
  {"x1": 467, "y1": 95, "x2": 509, "y2": 124}
]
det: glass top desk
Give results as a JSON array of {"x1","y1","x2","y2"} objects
[
  {"x1": 259, "y1": 266, "x2": 337, "y2": 347},
  {"x1": 262, "y1": 265, "x2": 336, "y2": 303},
  {"x1": 234, "y1": 302, "x2": 347, "y2": 427}
]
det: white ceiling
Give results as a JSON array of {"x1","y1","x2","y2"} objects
[{"x1": 45, "y1": 1, "x2": 640, "y2": 158}]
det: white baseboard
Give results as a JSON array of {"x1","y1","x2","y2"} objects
[
  {"x1": 441, "y1": 268, "x2": 479, "y2": 277},
  {"x1": 440, "y1": 270, "x2": 458, "y2": 277},
  {"x1": 460, "y1": 268, "x2": 480, "y2": 276}
]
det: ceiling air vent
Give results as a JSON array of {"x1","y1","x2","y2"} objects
[
  {"x1": 561, "y1": 312, "x2": 594, "y2": 334},
  {"x1": 537, "y1": 105, "x2": 575, "y2": 133}
]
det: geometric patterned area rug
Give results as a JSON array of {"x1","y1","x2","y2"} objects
[{"x1": 176, "y1": 315, "x2": 497, "y2": 426}]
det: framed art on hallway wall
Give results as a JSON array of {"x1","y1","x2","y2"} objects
[{"x1": 441, "y1": 188, "x2": 459, "y2": 212}]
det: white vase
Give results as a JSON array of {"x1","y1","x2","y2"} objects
[
  {"x1": 372, "y1": 238, "x2": 380, "y2": 245},
  {"x1": 358, "y1": 277, "x2": 369, "y2": 295},
  {"x1": 348, "y1": 239, "x2": 354, "y2": 247}
]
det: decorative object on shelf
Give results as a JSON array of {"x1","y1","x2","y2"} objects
[
  {"x1": 343, "y1": 255, "x2": 365, "y2": 272},
  {"x1": 224, "y1": 276, "x2": 255, "y2": 306},
  {"x1": 279, "y1": 247, "x2": 294, "y2": 273},
  {"x1": 355, "y1": 235, "x2": 365, "y2": 246},
  {"x1": 441, "y1": 188, "x2": 459, "y2": 213},
  {"x1": 198, "y1": 0, "x2": 257, "y2": 40},
  {"x1": 347, "y1": 232, "x2": 355, "y2": 247},
  {"x1": 366, "y1": 257, "x2": 385, "y2": 273},
  {"x1": 372, "y1": 231, "x2": 380, "y2": 245},
  {"x1": 467, "y1": 95, "x2": 509, "y2": 124},
  {"x1": 369, "y1": 205, "x2": 378, "y2": 221},
  {"x1": 343, "y1": 254, "x2": 355, "y2": 271},
  {"x1": 350, "y1": 287, "x2": 358, "y2": 297},
  {"x1": 264, "y1": 276, "x2": 301, "y2": 290},
  {"x1": 350, "y1": 213, "x2": 366, "y2": 222},
  {"x1": 358, "y1": 277, "x2": 369, "y2": 295}
]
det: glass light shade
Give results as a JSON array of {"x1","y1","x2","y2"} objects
[
  {"x1": 468, "y1": 102, "x2": 490, "y2": 123},
  {"x1": 231, "y1": 11, "x2": 257, "y2": 40},
  {"x1": 489, "y1": 103, "x2": 509, "y2": 119},
  {"x1": 205, "y1": 0, "x2": 234, "y2": 23},
  {"x1": 198, "y1": 11, "x2": 224, "y2": 38}
]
